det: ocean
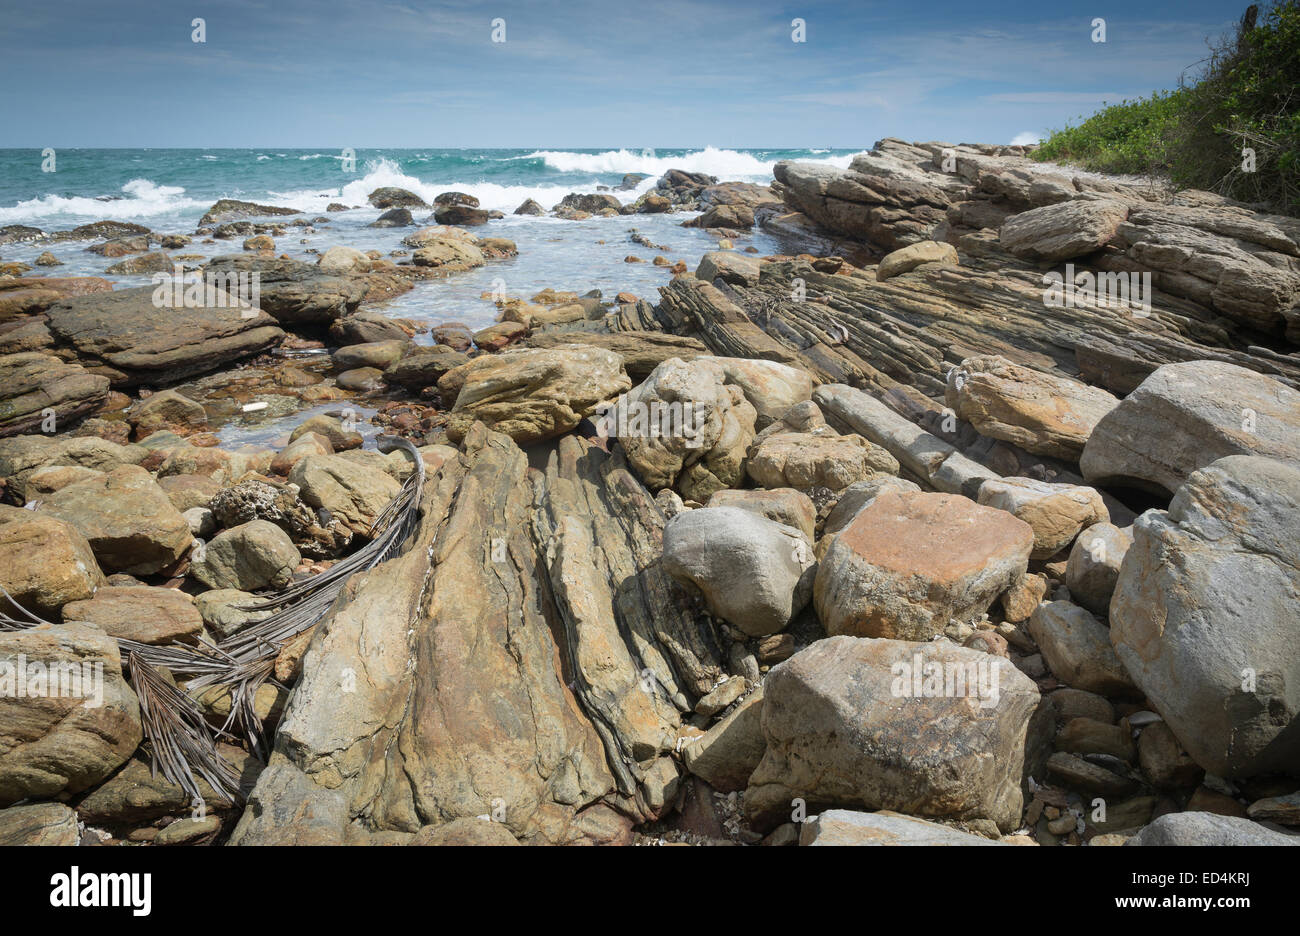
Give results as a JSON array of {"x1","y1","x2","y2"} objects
[{"x1": 0, "y1": 147, "x2": 861, "y2": 334}]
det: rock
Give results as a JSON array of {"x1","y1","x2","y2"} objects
[
  {"x1": 242, "y1": 234, "x2": 275, "y2": 252},
  {"x1": 472, "y1": 321, "x2": 527, "y2": 352},
  {"x1": 102, "y1": 252, "x2": 173, "y2": 275},
  {"x1": 190, "y1": 519, "x2": 301, "y2": 591},
  {"x1": 194, "y1": 589, "x2": 270, "y2": 642},
  {"x1": 1110, "y1": 455, "x2": 1300, "y2": 777},
  {"x1": 1027, "y1": 601, "x2": 1134, "y2": 695},
  {"x1": 128, "y1": 389, "x2": 207, "y2": 439},
  {"x1": 329, "y1": 310, "x2": 412, "y2": 344},
  {"x1": 367, "y1": 187, "x2": 428, "y2": 210},
  {"x1": 333, "y1": 340, "x2": 406, "y2": 371},
  {"x1": 662, "y1": 506, "x2": 814, "y2": 638},
  {"x1": 876, "y1": 240, "x2": 958, "y2": 280},
  {"x1": 412, "y1": 818, "x2": 520, "y2": 846},
  {"x1": 444, "y1": 346, "x2": 631, "y2": 445},
  {"x1": 696, "y1": 251, "x2": 761, "y2": 287},
  {"x1": 1000, "y1": 571, "x2": 1047, "y2": 623},
  {"x1": 199, "y1": 199, "x2": 299, "y2": 225},
  {"x1": 433, "y1": 205, "x2": 490, "y2": 226},
  {"x1": 1064, "y1": 522, "x2": 1131, "y2": 615},
  {"x1": 1248, "y1": 793, "x2": 1300, "y2": 826},
  {"x1": 62, "y1": 585, "x2": 202, "y2": 645},
  {"x1": 184, "y1": 506, "x2": 214, "y2": 537},
  {"x1": 815, "y1": 490, "x2": 1033, "y2": 640},
  {"x1": 317, "y1": 246, "x2": 370, "y2": 273},
  {"x1": 1081, "y1": 361, "x2": 1300, "y2": 496},
  {"x1": 289, "y1": 414, "x2": 362, "y2": 452},
  {"x1": 369, "y1": 208, "x2": 413, "y2": 228},
  {"x1": 694, "y1": 676, "x2": 747, "y2": 717},
  {"x1": 998, "y1": 198, "x2": 1129, "y2": 261},
  {"x1": 1045, "y1": 752, "x2": 1139, "y2": 797},
  {"x1": 1057, "y1": 717, "x2": 1135, "y2": 762},
  {"x1": 522, "y1": 331, "x2": 710, "y2": 380},
  {"x1": 749, "y1": 429, "x2": 897, "y2": 492},
  {"x1": 337, "y1": 367, "x2": 383, "y2": 391},
  {"x1": 45, "y1": 285, "x2": 283, "y2": 387},
  {"x1": 385, "y1": 346, "x2": 469, "y2": 390},
  {"x1": 40, "y1": 465, "x2": 192, "y2": 575},
  {"x1": 0, "y1": 802, "x2": 80, "y2": 845},
  {"x1": 0, "y1": 352, "x2": 110, "y2": 438},
  {"x1": 1137, "y1": 720, "x2": 1205, "y2": 789},
  {"x1": 745, "y1": 636, "x2": 1039, "y2": 832},
  {"x1": 821, "y1": 476, "x2": 921, "y2": 539},
  {"x1": 287, "y1": 455, "x2": 402, "y2": 535},
  {"x1": 513, "y1": 199, "x2": 544, "y2": 216},
  {"x1": 800, "y1": 809, "x2": 1007, "y2": 846},
  {"x1": 977, "y1": 477, "x2": 1108, "y2": 559},
  {"x1": 616, "y1": 357, "x2": 757, "y2": 501},
  {"x1": 19, "y1": 465, "x2": 106, "y2": 500},
  {"x1": 683, "y1": 688, "x2": 765, "y2": 792},
  {"x1": 1051, "y1": 687, "x2": 1115, "y2": 723},
  {"x1": 945, "y1": 355, "x2": 1119, "y2": 460},
  {"x1": 1126, "y1": 812, "x2": 1299, "y2": 846},
  {"x1": 554, "y1": 192, "x2": 621, "y2": 214},
  {"x1": 0, "y1": 623, "x2": 141, "y2": 806},
  {"x1": 205, "y1": 255, "x2": 364, "y2": 326},
  {"x1": 0, "y1": 513, "x2": 104, "y2": 618},
  {"x1": 692, "y1": 204, "x2": 755, "y2": 230},
  {"x1": 154, "y1": 815, "x2": 221, "y2": 845},
  {"x1": 705, "y1": 488, "x2": 815, "y2": 539}
]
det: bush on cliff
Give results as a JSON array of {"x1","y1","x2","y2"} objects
[{"x1": 1033, "y1": 1, "x2": 1300, "y2": 214}]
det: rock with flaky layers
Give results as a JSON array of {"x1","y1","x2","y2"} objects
[
  {"x1": 945, "y1": 355, "x2": 1118, "y2": 461},
  {"x1": 663, "y1": 506, "x2": 815, "y2": 638},
  {"x1": 815, "y1": 490, "x2": 1034, "y2": 640},
  {"x1": 230, "y1": 426, "x2": 632, "y2": 845},
  {"x1": 1110, "y1": 456, "x2": 1300, "y2": 777},
  {"x1": 744, "y1": 636, "x2": 1039, "y2": 832},
  {"x1": 1081, "y1": 361, "x2": 1300, "y2": 496},
  {"x1": 998, "y1": 198, "x2": 1130, "y2": 261},
  {"x1": 443, "y1": 346, "x2": 631, "y2": 445},
  {"x1": 39, "y1": 465, "x2": 192, "y2": 575},
  {"x1": 44, "y1": 286, "x2": 284, "y2": 387},
  {"x1": 617, "y1": 357, "x2": 757, "y2": 502},
  {"x1": 748, "y1": 427, "x2": 898, "y2": 492},
  {"x1": 682, "y1": 688, "x2": 765, "y2": 792},
  {"x1": 0, "y1": 352, "x2": 110, "y2": 438},
  {"x1": 0, "y1": 623, "x2": 141, "y2": 806},
  {"x1": 204, "y1": 255, "x2": 365, "y2": 326},
  {"x1": 535, "y1": 435, "x2": 728, "y2": 804},
  {"x1": 977, "y1": 476, "x2": 1109, "y2": 559}
]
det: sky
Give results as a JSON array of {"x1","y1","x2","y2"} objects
[{"x1": 0, "y1": 0, "x2": 1250, "y2": 148}]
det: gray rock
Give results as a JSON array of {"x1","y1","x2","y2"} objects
[
  {"x1": 1064, "y1": 522, "x2": 1131, "y2": 615},
  {"x1": 1080, "y1": 361, "x2": 1300, "y2": 496},
  {"x1": 1027, "y1": 600, "x2": 1134, "y2": 695},
  {"x1": 662, "y1": 506, "x2": 814, "y2": 638},
  {"x1": 998, "y1": 198, "x2": 1129, "y2": 261},
  {"x1": 191, "y1": 519, "x2": 301, "y2": 591},
  {"x1": 801, "y1": 809, "x2": 1007, "y2": 846},
  {"x1": 1126, "y1": 811, "x2": 1299, "y2": 846},
  {"x1": 1110, "y1": 455, "x2": 1300, "y2": 777}
]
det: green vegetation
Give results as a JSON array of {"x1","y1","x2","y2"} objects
[{"x1": 1033, "y1": 2, "x2": 1300, "y2": 214}]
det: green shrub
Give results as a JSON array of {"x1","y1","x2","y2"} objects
[{"x1": 1034, "y1": 2, "x2": 1300, "y2": 214}]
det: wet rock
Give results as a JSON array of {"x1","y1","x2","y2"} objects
[
  {"x1": 367, "y1": 187, "x2": 428, "y2": 210},
  {"x1": 128, "y1": 389, "x2": 208, "y2": 439},
  {"x1": 289, "y1": 414, "x2": 362, "y2": 451},
  {"x1": 199, "y1": 199, "x2": 299, "y2": 225}
]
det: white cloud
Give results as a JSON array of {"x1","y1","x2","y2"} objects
[{"x1": 1010, "y1": 131, "x2": 1042, "y2": 145}]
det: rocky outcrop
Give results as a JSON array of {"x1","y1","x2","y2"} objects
[
  {"x1": 1110, "y1": 456, "x2": 1300, "y2": 777},
  {"x1": 0, "y1": 352, "x2": 110, "y2": 438}
]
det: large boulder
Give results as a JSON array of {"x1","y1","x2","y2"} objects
[
  {"x1": 748, "y1": 427, "x2": 898, "y2": 492},
  {"x1": 876, "y1": 240, "x2": 958, "y2": 280},
  {"x1": 998, "y1": 198, "x2": 1130, "y2": 261},
  {"x1": 800, "y1": 809, "x2": 1008, "y2": 846},
  {"x1": 40, "y1": 465, "x2": 192, "y2": 575},
  {"x1": 744, "y1": 636, "x2": 1040, "y2": 832},
  {"x1": 0, "y1": 513, "x2": 104, "y2": 618},
  {"x1": 705, "y1": 488, "x2": 815, "y2": 540},
  {"x1": 1080, "y1": 361, "x2": 1300, "y2": 496},
  {"x1": 1110, "y1": 456, "x2": 1300, "y2": 777},
  {"x1": 444, "y1": 346, "x2": 631, "y2": 445},
  {"x1": 815, "y1": 490, "x2": 1034, "y2": 640},
  {"x1": 191, "y1": 519, "x2": 301, "y2": 591},
  {"x1": 367, "y1": 187, "x2": 427, "y2": 210},
  {"x1": 0, "y1": 623, "x2": 141, "y2": 806},
  {"x1": 204, "y1": 255, "x2": 365, "y2": 326},
  {"x1": 945, "y1": 355, "x2": 1118, "y2": 461},
  {"x1": 616, "y1": 357, "x2": 757, "y2": 502},
  {"x1": 662, "y1": 506, "x2": 814, "y2": 637},
  {"x1": 1126, "y1": 812, "x2": 1299, "y2": 846},
  {"x1": 286, "y1": 455, "x2": 401, "y2": 536},
  {"x1": 713, "y1": 359, "x2": 813, "y2": 429},
  {"x1": 44, "y1": 286, "x2": 284, "y2": 387},
  {"x1": 1064, "y1": 522, "x2": 1131, "y2": 615}
]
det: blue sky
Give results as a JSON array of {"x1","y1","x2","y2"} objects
[{"x1": 0, "y1": 0, "x2": 1247, "y2": 147}]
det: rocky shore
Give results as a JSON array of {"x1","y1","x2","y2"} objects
[{"x1": 1, "y1": 139, "x2": 1298, "y2": 847}]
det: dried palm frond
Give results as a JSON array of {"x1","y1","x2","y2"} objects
[{"x1": 126, "y1": 650, "x2": 243, "y2": 804}]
